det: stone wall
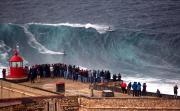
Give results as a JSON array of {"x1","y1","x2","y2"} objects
[
  {"x1": 0, "y1": 96, "x2": 180, "y2": 111},
  {"x1": 79, "y1": 96, "x2": 180, "y2": 110},
  {"x1": 0, "y1": 96, "x2": 79, "y2": 111}
]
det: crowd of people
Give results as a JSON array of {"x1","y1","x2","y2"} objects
[
  {"x1": 119, "y1": 81, "x2": 147, "y2": 97},
  {"x1": 26, "y1": 63, "x2": 150, "y2": 97},
  {"x1": 2, "y1": 62, "x2": 178, "y2": 98},
  {"x1": 27, "y1": 63, "x2": 112, "y2": 84},
  {"x1": 26, "y1": 63, "x2": 178, "y2": 98}
]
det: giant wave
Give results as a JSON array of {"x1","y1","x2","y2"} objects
[
  {"x1": 0, "y1": 23, "x2": 180, "y2": 76},
  {"x1": 0, "y1": 23, "x2": 180, "y2": 95}
]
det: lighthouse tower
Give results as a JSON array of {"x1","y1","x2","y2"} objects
[{"x1": 6, "y1": 49, "x2": 28, "y2": 82}]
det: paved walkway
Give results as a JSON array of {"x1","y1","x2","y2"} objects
[
  {"x1": 20, "y1": 78, "x2": 156, "y2": 98},
  {"x1": 20, "y1": 78, "x2": 98, "y2": 96}
]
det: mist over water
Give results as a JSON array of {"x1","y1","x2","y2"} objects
[{"x1": 0, "y1": 0, "x2": 180, "y2": 95}]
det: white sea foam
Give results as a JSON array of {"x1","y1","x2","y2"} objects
[
  {"x1": 0, "y1": 53, "x2": 8, "y2": 60},
  {"x1": 0, "y1": 40, "x2": 11, "y2": 52},
  {"x1": 28, "y1": 22, "x2": 112, "y2": 34},
  {"x1": 78, "y1": 66, "x2": 88, "y2": 70},
  {"x1": 0, "y1": 40, "x2": 11, "y2": 61},
  {"x1": 22, "y1": 25, "x2": 64, "y2": 55}
]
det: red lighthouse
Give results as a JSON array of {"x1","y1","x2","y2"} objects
[{"x1": 6, "y1": 50, "x2": 28, "y2": 82}]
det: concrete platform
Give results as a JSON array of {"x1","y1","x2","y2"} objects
[
  {"x1": 20, "y1": 78, "x2": 102, "y2": 97},
  {"x1": 19, "y1": 78, "x2": 157, "y2": 98}
]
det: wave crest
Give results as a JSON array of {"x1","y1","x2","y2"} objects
[{"x1": 27, "y1": 22, "x2": 112, "y2": 34}]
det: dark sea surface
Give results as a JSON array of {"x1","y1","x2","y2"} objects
[{"x1": 0, "y1": 0, "x2": 180, "y2": 94}]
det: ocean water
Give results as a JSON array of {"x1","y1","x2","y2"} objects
[{"x1": 0, "y1": 0, "x2": 180, "y2": 95}]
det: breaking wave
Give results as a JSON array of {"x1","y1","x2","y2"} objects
[
  {"x1": 0, "y1": 23, "x2": 180, "y2": 80},
  {"x1": 22, "y1": 25, "x2": 64, "y2": 55},
  {"x1": 0, "y1": 22, "x2": 180, "y2": 95}
]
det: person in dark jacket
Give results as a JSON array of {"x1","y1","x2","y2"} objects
[
  {"x1": 2, "y1": 69, "x2": 6, "y2": 80},
  {"x1": 156, "y1": 89, "x2": 161, "y2": 97},
  {"x1": 30, "y1": 66, "x2": 37, "y2": 83},
  {"x1": 174, "y1": 85, "x2": 178, "y2": 99},
  {"x1": 117, "y1": 73, "x2": 121, "y2": 81},
  {"x1": 142, "y1": 83, "x2": 147, "y2": 96},
  {"x1": 127, "y1": 82, "x2": 132, "y2": 95},
  {"x1": 113, "y1": 74, "x2": 117, "y2": 82}
]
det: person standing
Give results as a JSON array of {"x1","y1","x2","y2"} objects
[
  {"x1": 127, "y1": 82, "x2": 132, "y2": 95},
  {"x1": 89, "y1": 83, "x2": 94, "y2": 97},
  {"x1": 113, "y1": 74, "x2": 117, "y2": 82},
  {"x1": 137, "y1": 82, "x2": 141, "y2": 96},
  {"x1": 121, "y1": 81, "x2": 127, "y2": 94},
  {"x1": 142, "y1": 83, "x2": 147, "y2": 96},
  {"x1": 37, "y1": 68, "x2": 41, "y2": 83},
  {"x1": 156, "y1": 89, "x2": 161, "y2": 97},
  {"x1": 132, "y1": 82, "x2": 138, "y2": 96},
  {"x1": 174, "y1": 85, "x2": 178, "y2": 99},
  {"x1": 50, "y1": 65, "x2": 54, "y2": 78},
  {"x1": 118, "y1": 73, "x2": 121, "y2": 81},
  {"x1": 2, "y1": 69, "x2": 6, "y2": 80},
  {"x1": 30, "y1": 66, "x2": 36, "y2": 83}
]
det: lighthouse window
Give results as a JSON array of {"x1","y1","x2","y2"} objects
[{"x1": 11, "y1": 62, "x2": 23, "y2": 67}]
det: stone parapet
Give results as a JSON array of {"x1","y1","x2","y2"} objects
[
  {"x1": 0, "y1": 80, "x2": 57, "y2": 99},
  {"x1": 0, "y1": 95, "x2": 180, "y2": 111},
  {"x1": 79, "y1": 96, "x2": 180, "y2": 110}
]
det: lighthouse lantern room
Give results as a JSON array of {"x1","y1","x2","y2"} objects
[{"x1": 6, "y1": 50, "x2": 28, "y2": 82}]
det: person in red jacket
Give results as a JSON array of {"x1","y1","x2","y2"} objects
[{"x1": 121, "y1": 81, "x2": 127, "y2": 94}]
